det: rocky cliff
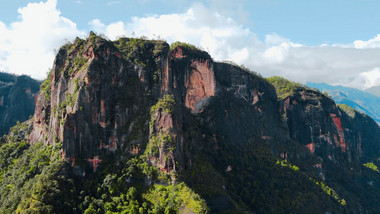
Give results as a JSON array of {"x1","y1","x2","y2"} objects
[
  {"x1": 269, "y1": 76, "x2": 380, "y2": 212},
  {"x1": 0, "y1": 73, "x2": 40, "y2": 135},
  {"x1": 276, "y1": 79, "x2": 380, "y2": 165},
  {"x1": 2, "y1": 33, "x2": 380, "y2": 213},
  {"x1": 29, "y1": 34, "x2": 285, "y2": 175}
]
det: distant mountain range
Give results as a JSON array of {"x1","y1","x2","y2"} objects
[
  {"x1": 0, "y1": 72, "x2": 40, "y2": 135},
  {"x1": 364, "y1": 85, "x2": 380, "y2": 97},
  {"x1": 307, "y1": 82, "x2": 380, "y2": 123}
]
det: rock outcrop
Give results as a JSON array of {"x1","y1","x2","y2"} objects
[
  {"x1": 30, "y1": 35, "x2": 167, "y2": 171},
  {"x1": 280, "y1": 88, "x2": 352, "y2": 162},
  {"x1": 280, "y1": 86, "x2": 380, "y2": 164},
  {"x1": 29, "y1": 35, "x2": 284, "y2": 174}
]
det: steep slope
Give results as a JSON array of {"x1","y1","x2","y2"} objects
[
  {"x1": 0, "y1": 73, "x2": 40, "y2": 135},
  {"x1": 307, "y1": 82, "x2": 380, "y2": 123},
  {"x1": 269, "y1": 76, "x2": 380, "y2": 212},
  {"x1": 2, "y1": 34, "x2": 380, "y2": 213},
  {"x1": 29, "y1": 34, "x2": 285, "y2": 175},
  {"x1": 28, "y1": 35, "x2": 355, "y2": 213}
]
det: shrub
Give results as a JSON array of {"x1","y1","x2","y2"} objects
[{"x1": 267, "y1": 76, "x2": 304, "y2": 99}]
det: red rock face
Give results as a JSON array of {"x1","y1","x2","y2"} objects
[
  {"x1": 261, "y1": 135, "x2": 272, "y2": 140},
  {"x1": 87, "y1": 156, "x2": 102, "y2": 172},
  {"x1": 71, "y1": 157, "x2": 75, "y2": 167},
  {"x1": 279, "y1": 87, "x2": 364, "y2": 168},
  {"x1": 331, "y1": 113, "x2": 346, "y2": 152},
  {"x1": 252, "y1": 89, "x2": 259, "y2": 105},
  {"x1": 280, "y1": 153, "x2": 288, "y2": 159},
  {"x1": 149, "y1": 105, "x2": 177, "y2": 173},
  {"x1": 331, "y1": 113, "x2": 343, "y2": 131},
  {"x1": 306, "y1": 142, "x2": 316, "y2": 154},
  {"x1": 129, "y1": 145, "x2": 139, "y2": 155},
  {"x1": 340, "y1": 140, "x2": 346, "y2": 152},
  {"x1": 99, "y1": 99, "x2": 106, "y2": 128},
  {"x1": 99, "y1": 137, "x2": 118, "y2": 151},
  {"x1": 172, "y1": 47, "x2": 185, "y2": 59},
  {"x1": 61, "y1": 149, "x2": 65, "y2": 159},
  {"x1": 185, "y1": 60, "x2": 215, "y2": 110},
  {"x1": 29, "y1": 93, "x2": 49, "y2": 143},
  {"x1": 34, "y1": 95, "x2": 38, "y2": 105},
  {"x1": 158, "y1": 113, "x2": 173, "y2": 131},
  {"x1": 283, "y1": 97, "x2": 290, "y2": 111},
  {"x1": 30, "y1": 36, "x2": 133, "y2": 161}
]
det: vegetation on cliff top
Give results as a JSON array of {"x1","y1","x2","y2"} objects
[
  {"x1": 146, "y1": 94, "x2": 176, "y2": 172},
  {"x1": 266, "y1": 76, "x2": 304, "y2": 99},
  {"x1": 170, "y1": 41, "x2": 199, "y2": 51},
  {"x1": 114, "y1": 36, "x2": 166, "y2": 83},
  {"x1": 114, "y1": 37, "x2": 167, "y2": 63},
  {"x1": 40, "y1": 70, "x2": 52, "y2": 102},
  {"x1": 169, "y1": 41, "x2": 212, "y2": 59},
  {"x1": 338, "y1": 104, "x2": 356, "y2": 118}
]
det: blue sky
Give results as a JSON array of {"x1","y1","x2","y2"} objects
[
  {"x1": 3, "y1": 0, "x2": 380, "y2": 45},
  {"x1": 1, "y1": 0, "x2": 380, "y2": 90}
]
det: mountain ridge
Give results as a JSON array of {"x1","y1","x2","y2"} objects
[
  {"x1": 1, "y1": 33, "x2": 380, "y2": 213},
  {"x1": 0, "y1": 72, "x2": 40, "y2": 135},
  {"x1": 364, "y1": 85, "x2": 380, "y2": 97},
  {"x1": 307, "y1": 82, "x2": 380, "y2": 123}
]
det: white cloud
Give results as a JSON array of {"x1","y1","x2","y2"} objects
[
  {"x1": 89, "y1": 20, "x2": 126, "y2": 40},
  {"x1": 88, "y1": 19, "x2": 105, "y2": 33},
  {"x1": 354, "y1": 34, "x2": 380, "y2": 48},
  {"x1": 90, "y1": 2, "x2": 256, "y2": 63},
  {"x1": 106, "y1": 1, "x2": 122, "y2": 6},
  {"x1": 263, "y1": 42, "x2": 299, "y2": 64},
  {"x1": 2, "y1": 1, "x2": 380, "y2": 91},
  {"x1": 358, "y1": 68, "x2": 380, "y2": 89},
  {"x1": 0, "y1": 0, "x2": 84, "y2": 80},
  {"x1": 89, "y1": 2, "x2": 380, "y2": 90}
]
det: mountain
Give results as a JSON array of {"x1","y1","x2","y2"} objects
[
  {"x1": 307, "y1": 82, "x2": 380, "y2": 123},
  {"x1": 364, "y1": 85, "x2": 380, "y2": 97},
  {"x1": 1, "y1": 33, "x2": 380, "y2": 213},
  {"x1": 0, "y1": 72, "x2": 40, "y2": 135}
]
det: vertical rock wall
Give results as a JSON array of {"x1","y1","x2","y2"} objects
[{"x1": 29, "y1": 34, "x2": 380, "y2": 176}]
